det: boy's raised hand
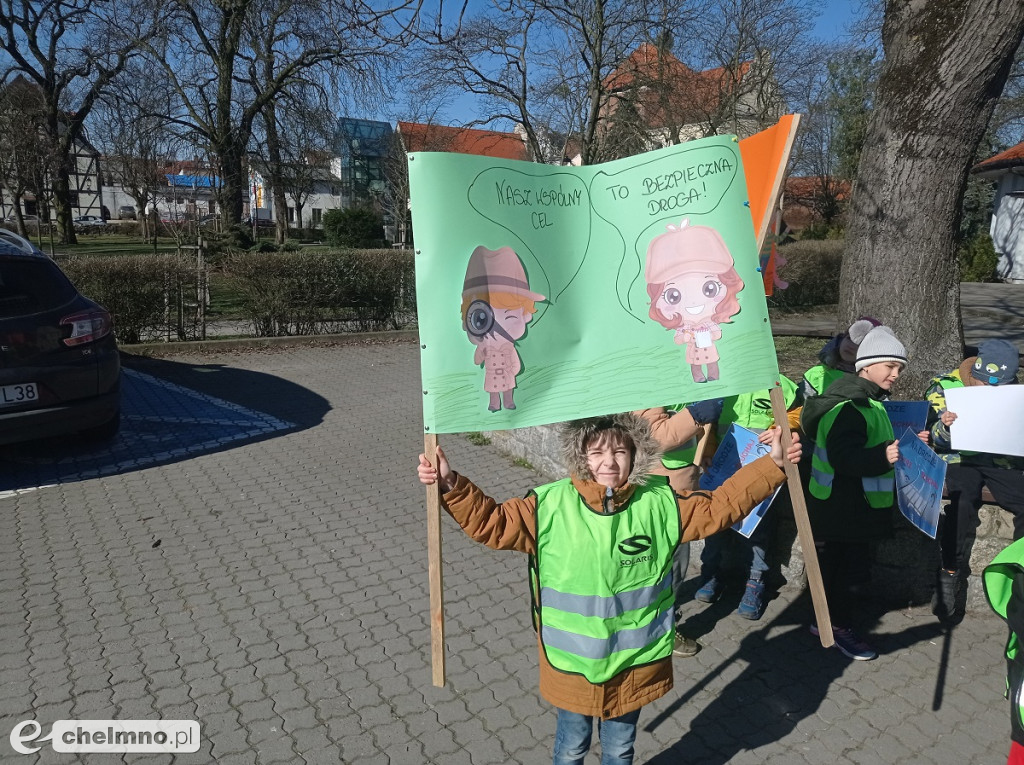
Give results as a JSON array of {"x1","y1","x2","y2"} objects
[
  {"x1": 765, "y1": 426, "x2": 802, "y2": 468},
  {"x1": 418, "y1": 446, "x2": 455, "y2": 492}
]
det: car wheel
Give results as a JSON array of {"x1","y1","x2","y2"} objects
[{"x1": 81, "y1": 409, "x2": 121, "y2": 442}]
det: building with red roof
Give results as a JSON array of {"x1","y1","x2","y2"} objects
[{"x1": 397, "y1": 122, "x2": 531, "y2": 161}]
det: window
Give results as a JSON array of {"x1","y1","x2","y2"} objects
[
  {"x1": 287, "y1": 207, "x2": 295, "y2": 223},
  {"x1": 312, "y1": 208, "x2": 322, "y2": 225}
]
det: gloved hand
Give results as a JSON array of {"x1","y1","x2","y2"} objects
[{"x1": 685, "y1": 398, "x2": 724, "y2": 425}]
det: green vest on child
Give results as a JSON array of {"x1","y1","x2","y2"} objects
[
  {"x1": 808, "y1": 399, "x2": 895, "y2": 508},
  {"x1": 529, "y1": 477, "x2": 680, "y2": 684}
]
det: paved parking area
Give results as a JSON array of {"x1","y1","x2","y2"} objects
[{"x1": 0, "y1": 341, "x2": 1013, "y2": 763}]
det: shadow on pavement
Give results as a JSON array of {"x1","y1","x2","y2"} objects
[
  {"x1": 647, "y1": 594, "x2": 946, "y2": 763},
  {"x1": 121, "y1": 353, "x2": 331, "y2": 428},
  {"x1": 0, "y1": 354, "x2": 330, "y2": 495}
]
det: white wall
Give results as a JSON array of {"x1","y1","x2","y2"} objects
[{"x1": 991, "y1": 171, "x2": 1024, "y2": 283}]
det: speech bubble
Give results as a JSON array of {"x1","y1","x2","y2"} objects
[
  {"x1": 468, "y1": 168, "x2": 591, "y2": 302},
  {"x1": 590, "y1": 143, "x2": 740, "y2": 320}
]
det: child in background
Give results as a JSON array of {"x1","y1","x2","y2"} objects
[
  {"x1": 418, "y1": 413, "x2": 800, "y2": 764},
  {"x1": 926, "y1": 339, "x2": 1024, "y2": 625},
  {"x1": 801, "y1": 317, "x2": 882, "y2": 399},
  {"x1": 636, "y1": 398, "x2": 724, "y2": 655},
  {"x1": 693, "y1": 377, "x2": 802, "y2": 620},
  {"x1": 799, "y1": 325, "x2": 907, "y2": 661}
]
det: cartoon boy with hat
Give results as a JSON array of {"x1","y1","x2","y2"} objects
[
  {"x1": 645, "y1": 220, "x2": 744, "y2": 383},
  {"x1": 461, "y1": 246, "x2": 546, "y2": 412}
]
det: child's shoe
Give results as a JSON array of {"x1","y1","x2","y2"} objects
[
  {"x1": 736, "y1": 578, "x2": 766, "y2": 620},
  {"x1": 671, "y1": 629, "x2": 701, "y2": 658},
  {"x1": 694, "y1": 576, "x2": 722, "y2": 603},
  {"x1": 810, "y1": 624, "x2": 877, "y2": 661},
  {"x1": 932, "y1": 568, "x2": 965, "y2": 625}
]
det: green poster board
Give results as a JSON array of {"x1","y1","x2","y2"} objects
[{"x1": 410, "y1": 135, "x2": 780, "y2": 434}]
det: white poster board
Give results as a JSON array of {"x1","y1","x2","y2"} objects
[{"x1": 945, "y1": 385, "x2": 1024, "y2": 457}]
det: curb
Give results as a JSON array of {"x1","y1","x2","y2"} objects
[{"x1": 119, "y1": 329, "x2": 420, "y2": 357}]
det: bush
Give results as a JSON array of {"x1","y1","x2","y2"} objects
[
  {"x1": 768, "y1": 239, "x2": 844, "y2": 308},
  {"x1": 59, "y1": 254, "x2": 204, "y2": 343},
  {"x1": 959, "y1": 232, "x2": 998, "y2": 282},
  {"x1": 322, "y1": 206, "x2": 386, "y2": 248},
  {"x1": 224, "y1": 248, "x2": 415, "y2": 336}
]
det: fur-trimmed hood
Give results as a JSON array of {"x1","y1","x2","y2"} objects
[{"x1": 560, "y1": 412, "x2": 662, "y2": 486}]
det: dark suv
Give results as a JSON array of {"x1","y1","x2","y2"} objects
[{"x1": 0, "y1": 230, "x2": 120, "y2": 444}]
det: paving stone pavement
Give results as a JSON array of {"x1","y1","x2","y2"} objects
[{"x1": 0, "y1": 340, "x2": 1013, "y2": 764}]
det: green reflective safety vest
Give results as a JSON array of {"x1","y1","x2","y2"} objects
[
  {"x1": 529, "y1": 477, "x2": 680, "y2": 684},
  {"x1": 808, "y1": 398, "x2": 895, "y2": 508},
  {"x1": 661, "y1": 403, "x2": 698, "y2": 469},
  {"x1": 803, "y1": 365, "x2": 845, "y2": 397},
  {"x1": 718, "y1": 376, "x2": 798, "y2": 437},
  {"x1": 983, "y1": 538, "x2": 1024, "y2": 746}
]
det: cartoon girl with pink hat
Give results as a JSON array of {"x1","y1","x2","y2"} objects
[
  {"x1": 645, "y1": 219, "x2": 744, "y2": 383},
  {"x1": 462, "y1": 246, "x2": 546, "y2": 411}
]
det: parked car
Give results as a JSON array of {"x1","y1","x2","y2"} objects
[
  {"x1": 0, "y1": 229, "x2": 120, "y2": 445},
  {"x1": 243, "y1": 216, "x2": 276, "y2": 230},
  {"x1": 72, "y1": 215, "x2": 105, "y2": 228},
  {"x1": 4, "y1": 214, "x2": 39, "y2": 223},
  {"x1": 118, "y1": 205, "x2": 137, "y2": 220}
]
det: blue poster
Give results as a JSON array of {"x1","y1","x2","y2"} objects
[
  {"x1": 883, "y1": 400, "x2": 930, "y2": 438},
  {"x1": 699, "y1": 423, "x2": 779, "y2": 537},
  {"x1": 894, "y1": 427, "x2": 946, "y2": 539}
]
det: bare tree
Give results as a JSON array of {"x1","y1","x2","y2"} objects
[
  {"x1": 0, "y1": 0, "x2": 162, "y2": 243},
  {"x1": 840, "y1": 0, "x2": 1024, "y2": 394},
  {"x1": 0, "y1": 76, "x2": 51, "y2": 238},
  {"x1": 143, "y1": 0, "x2": 417, "y2": 242},
  {"x1": 92, "y1": 71, "x2": 181, "y2": 241}
]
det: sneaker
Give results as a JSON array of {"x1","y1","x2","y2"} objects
[
  {"x1": 694, "y1": 576, "x2": 722, "y2": 603},
  {"x1": 672, "y1": 629, "x2": 701, "y2": 658},
  {"x1": 736, "y1": 579, "x2": 766, "y2": 620},
  {"x1": 932, "y1": 568, "x2": 965, "y2": 625},
  {"x1": 808, "y1": 625, "x2": 878, "y2": 661}
]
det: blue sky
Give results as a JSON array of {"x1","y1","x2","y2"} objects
[{"x1": 387, "y1": 0, "x2": 861, "y2": 126}]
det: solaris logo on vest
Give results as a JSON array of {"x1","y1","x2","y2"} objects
[{"x1": 618, "y1": 535, "x2": 654, "y2": 566}]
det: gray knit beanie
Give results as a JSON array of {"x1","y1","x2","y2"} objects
[{"x1": 855, "y1": 326, "x2": 908, "y2": 371}]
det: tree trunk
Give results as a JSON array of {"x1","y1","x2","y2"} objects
[
  {"x1": 52, "y1": 161, "x2": 77, "y2": 246},
  {"x1": 840, "y1": 0, "x2": 1024, "y2": 395},
  {"x1": 264, "y1": 103, "x2": 289, "y2": 245}
]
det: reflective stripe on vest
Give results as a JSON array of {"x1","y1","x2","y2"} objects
[
  {"x1": 804, "y1": 365, "x2": 845, "y2": 396},
  {"x1": 529, "y1": 477, "x2": 680, "y2": 684},
  {"x1": 808, "y1": 398, "x2": 895, "y2": 508}
]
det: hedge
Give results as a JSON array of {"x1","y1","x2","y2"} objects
[
  {"x1": 224, "y1": 248, "x2": 415, "y2": 336},
  {"x1": 769, "y1": 239, "x2": 844, "y2": 308},
  {"x1": 59, "y1": 254, "x2": 205, "y2": 344}
]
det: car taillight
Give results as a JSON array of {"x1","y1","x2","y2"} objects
[{"x1": 60, "y1": 309, "x2": 113, "y2": 346}]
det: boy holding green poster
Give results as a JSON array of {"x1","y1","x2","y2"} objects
[{"x1": 417, "y1": 412, "x2": 800, "y2": 764}]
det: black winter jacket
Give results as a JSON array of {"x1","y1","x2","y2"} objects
[{"x1": 799, "y1": 374, "x2": 896, "y2": 542}]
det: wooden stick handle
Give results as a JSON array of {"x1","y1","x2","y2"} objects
[
  {"x1": 769, "y1": 386, "x2": 834, "y2": 647},
  {"x1": 424, "y1": 433, "x2": 447, "y2": 686}
]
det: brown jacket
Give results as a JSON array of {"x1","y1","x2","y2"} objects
[
  {"x1": 441, "y1": 455, "x2": 785, "y2": 718},
  {"x1": 635, "y1": 407, "x2": 704, "y2": 493}
]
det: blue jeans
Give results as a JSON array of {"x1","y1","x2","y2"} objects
[
  {"x1": 699, "y1": 514, "x2": 771, "y2": 582},
  {"x1": 552, "y1": 708, "x2": 641, "y2": 765}
]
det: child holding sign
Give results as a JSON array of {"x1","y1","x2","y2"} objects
[
  {"x1": 925, "y1": 338, "x2": 1024, "y2": 625},
  {"x1": 417, "y1": 413, "x2": 799, "y2": 764}
]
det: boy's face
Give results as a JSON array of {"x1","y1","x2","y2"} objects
[
  {"x1": 585, "y1": 431, "x2": 633, "y2": 489},
  {"x1": 859, "y1": 360, "x2": 903, "y2": 391}
]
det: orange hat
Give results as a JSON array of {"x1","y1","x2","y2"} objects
[
  {"x1": 645, "y1": 219, "x2": 734, "y2": 284},
  {"x1": 462, "y1": 246, "x2": 545, "y2": 302}
]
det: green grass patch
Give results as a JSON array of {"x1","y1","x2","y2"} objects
[
  {"x1": 52, "y1": 233, "x2": 180, "y2": 257},
  {"x1": 774, "y1": 335, "x2": 824, "y2": 383},
  {"x1": 464, "y1": 432, "x2": 492, "y2": 446},
  {"x1": 512, "y1": 457, "x2": 536, "y2": 472}
]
